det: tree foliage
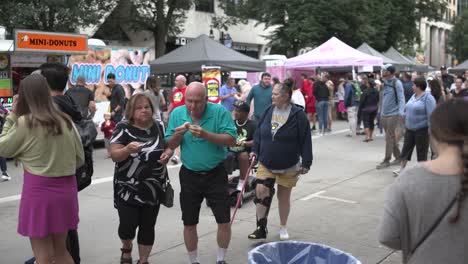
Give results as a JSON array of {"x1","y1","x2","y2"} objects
[
  {"x1": 0, "y1": 0, "x2": 115, "y2": 33},
  {"x1": 243, "y1": 0, "x2": 445, "y2": 56},
  {"x1": 449, "y1": 9, "x2": 468, "y2": 62}
]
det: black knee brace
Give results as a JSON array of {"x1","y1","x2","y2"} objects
[{"x1": 254, "y1": 178, "x2": 276, "y2": 207}]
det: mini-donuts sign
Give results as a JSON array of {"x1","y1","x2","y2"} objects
[{"x1": 14, "y1": 30, "x2": 88, "y2": 54}]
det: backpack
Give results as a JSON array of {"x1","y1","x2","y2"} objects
[
  {"x1": 352, "y1": 82, "x2": 363, "y2": 102},
  {"x1": 74, "y1": 119, "x2": 98, "y2": 191}
]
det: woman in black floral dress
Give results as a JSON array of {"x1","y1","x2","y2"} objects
[{"x1": 110, "y1": 93, "x2": 173, "y2": 264}]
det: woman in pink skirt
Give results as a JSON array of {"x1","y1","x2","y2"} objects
[{"x1": 0, "y1": 74, "x2": 84, "y2": 264}]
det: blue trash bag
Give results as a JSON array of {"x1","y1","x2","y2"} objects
[{"x1": 248, "y1": 241, "x2": 361, "y2": 264}]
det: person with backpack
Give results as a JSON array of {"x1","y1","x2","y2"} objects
[
  {"x1": 0, "y1": 74, "x2": 84, "y2": 264},
  {"x1": 376, "y1": 64, "x2": 406, "y2": 170},
  {"x1": 344, "y1": 74, "x2": 359, "y2": 137},
  {"x1": 379, "y1": 100, "x2": 468, "y2": 263}
]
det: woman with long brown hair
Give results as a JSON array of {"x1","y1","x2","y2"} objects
[
  {"x1": 429, "y1": 79, "x2": 446, "y2": 104},
  {"x1": 0, "y1": 74, "x2": 84, "y2": 264},
  {"x1": 379, "y1": 99, "x2": 468, "y2": 263},
  {"x1": 134, "y1": 75, "x2": 166, "y2": 124}
]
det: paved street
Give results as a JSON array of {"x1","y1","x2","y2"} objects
[{"x1": 0, "y1": 121, "x2": 404, "y2": 264}]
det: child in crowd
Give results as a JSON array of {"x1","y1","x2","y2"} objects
[{"x1": 101, "y1": 112, "x2": 116, "y2": 158}]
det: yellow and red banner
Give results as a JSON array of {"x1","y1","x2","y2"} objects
[{"x1": 202, "y1": 66, "x2": 221, "y2": 104}]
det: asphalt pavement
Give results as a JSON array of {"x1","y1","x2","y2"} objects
[{"x1": 0, "y1": 121, "x2": 404, "y2": 264}]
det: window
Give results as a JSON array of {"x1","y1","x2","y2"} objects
[
  {"x1": 225, "y1": 0, "x2": 243, "y2": 17},
  {"x1": 195, "y1": 0, "x2": 214, "y2": 13}
]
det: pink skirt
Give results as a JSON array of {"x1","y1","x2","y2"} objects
[{"x1": 18, "y1": 170, "x2": 79, "y2": 238}]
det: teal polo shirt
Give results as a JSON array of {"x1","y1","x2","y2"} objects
[{"x1": 165, "y1": 103, "x2": 236, "y2": 171}]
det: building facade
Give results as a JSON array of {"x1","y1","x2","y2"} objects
[
  {"x1": 83, "y1": 0, "x2": 274, "y2": 60},
  {"x1": 419, "y1": 0, "x2": 457, "y2": 68},
  {"x1": 458, "y1": 0, "x2": 468, "y2": 13}
]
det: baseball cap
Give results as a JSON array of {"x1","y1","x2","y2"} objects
[
  {"x1": 233, "y1": 100, "x2": 250, "y2": 113},
  {"x1": 382, "y1": 64, "x2": 396, "y2": 74}
]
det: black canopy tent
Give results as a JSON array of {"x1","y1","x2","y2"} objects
[
  {"x1": 150, "y1": 34, "x2": 266, "y2": 74},
  {"x1": 449, "y1": 59, "x2": 468, "y2": 74}
]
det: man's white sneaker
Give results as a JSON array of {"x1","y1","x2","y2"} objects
[{"x1": 279, "y1": 227, "x2": 289, "y2": 240}]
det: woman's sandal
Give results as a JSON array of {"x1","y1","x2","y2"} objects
[{"x1": 120, "y1": 247, "x2": 132, "y2": 264}]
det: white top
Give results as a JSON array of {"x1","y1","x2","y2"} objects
[
  {"x1": 337, "y1": 84, "x2": 345, "y2": 101},
  {"x1": 291, "y1": 90, "x2": 306, "y2": 109}
]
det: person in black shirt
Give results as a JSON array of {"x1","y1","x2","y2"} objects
[
  {"x1": 66, "y1": 76, "x2": 96, "y2": 119},
  {"x1": 449, "y1": 77, "x2": 468, "y2": 100},
  {"x1": 106, "y1": 73, "x2": 126, "y2": 123},
  {"x1": 441, "y1": 65, "x2": 454, "y2": 92},
  {"x1": 227, "y1": 101, "x2": 257, "y2": 191},
  {"x1": 360, "y1": 79, "x2": 380, "y2": 142},
  {"x1": 313, "y1": 74, "x2": 330, "y2": 134}
]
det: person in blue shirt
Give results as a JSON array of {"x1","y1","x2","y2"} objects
[
  {"x1": 165, "y1": 82, "x2": 236, "y2": 264},
  {"x1": 377, "y1": 64, "x2": 406, "y2": 169},
  {"x1": 219, "y1": 77, "x2": 240, "y2": 112},
  {"x1": 344, "y1": 74, "x2": 358, "y2": 137},
  {"x1": 394, "y1": 77, "x2": 436, "y2": 176},
  {"x1": 246, "y1": 73, "x2": 273, "y2": 120}
]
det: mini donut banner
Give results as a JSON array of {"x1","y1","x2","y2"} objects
[{"x1": 202, "y1": 66, "x2": 221, "y2": 104}]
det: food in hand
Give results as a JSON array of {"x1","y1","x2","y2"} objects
[{"x1": 184, "y1": 122, "x2": 190, "y2": 129}]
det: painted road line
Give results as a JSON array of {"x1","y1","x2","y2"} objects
[
  {"x1": 312, "y1": 128, "x2": 349, "y2": 139},
  {"x1": 0, "y1": 129, "x2": 346, "y2": 205},
  {"x1": 0, "y1": 194, "x2": 21, "y2": 204},
  {"x1": 300, "y1": 190, "x2": 357, "y2": 204},
  {"x1": 314, "y1": 194, "x2": 357, "y2": 204},
  {"x1": 0, "y1": 164, "x2": 184, "y2": 204},
  {"x1": 299, "y1": 190, "x2": 327, "y2": 201}
]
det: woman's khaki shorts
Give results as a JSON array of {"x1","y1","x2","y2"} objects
[{"x1": 256, "y1": 162, "x2": 299, "y2": 188}]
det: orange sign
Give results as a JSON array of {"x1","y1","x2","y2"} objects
[{"x1": 15, "y1": 30, "x2": 88, "y2": 54}]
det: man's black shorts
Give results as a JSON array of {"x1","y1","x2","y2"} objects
[{"x1": 179, "y1": 164, "x2": 230, "y2": 226}]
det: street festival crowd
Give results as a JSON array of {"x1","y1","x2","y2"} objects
[{"x1": 0, "y1": 61, "x2": 467, "y2": 264}]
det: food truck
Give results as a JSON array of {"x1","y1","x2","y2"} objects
[
  {"x1": 0, "y1": 29, "x2": 152, "y2": 140},
  {"x1": 0, "y1": 29, "x2": 89, "y2": 108}
]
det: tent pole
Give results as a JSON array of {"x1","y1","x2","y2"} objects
[{"x1": 352, "y1": 65, "x2": 356, "y2": 80}]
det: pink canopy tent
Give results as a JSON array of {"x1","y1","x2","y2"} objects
[{"x1": 285, "y1": 37, "x2": 383, "y2": 69}]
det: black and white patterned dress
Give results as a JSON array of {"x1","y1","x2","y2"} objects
[{"x1": 111, "y1": 121, "x2": 167, "y2": 208}]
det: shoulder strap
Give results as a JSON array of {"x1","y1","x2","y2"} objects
[
  {"x1": 390, "y1": 79, "x2": 398, "y2": 106},
  {"x1": 410, "y1": 196, "x2": 457, "y2": 256}
]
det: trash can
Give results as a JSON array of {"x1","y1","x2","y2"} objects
[{"x1": 248, "y1": 241, "x2": 361, "y2": 264}]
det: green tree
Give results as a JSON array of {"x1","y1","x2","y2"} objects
[
  {"x1": 0, "y1": 0, "x2": 115, "y2": 33},
  {"x1": 449, "y1": 9, "x2": 468, "y2": 62},
  {"x1": 126, "y1": 0, "x2": 193, "y2": 58},
  {"x1": 243, "y1": 0, "x2": 445, "y2": 56},
  {"x1": 126, "y1": 0, "x2": 246, "y2": 58}
]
